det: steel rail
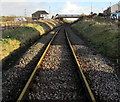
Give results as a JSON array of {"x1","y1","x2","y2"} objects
[
  {"x1": 17, "y1": 27, "x2": 96, "y2": 102},
  {"x1": 65, "y1": 31, "x2": 96, "y2": 102},
  {"x1": 17, "y1": 29, "x2": 60, "y2": 102}
]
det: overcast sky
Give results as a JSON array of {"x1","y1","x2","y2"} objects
[{"x1": 1, "y1": 0, "x2": 119, "y2": 17}]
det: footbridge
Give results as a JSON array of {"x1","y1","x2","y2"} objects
[{"x1": 53, "y1": 14, "x2": 81, "y2": 19}]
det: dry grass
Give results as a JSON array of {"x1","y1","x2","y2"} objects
[
  {"x1": 25, "y1": 23, "x2": 45, "y2": 34},
  {"x1": 1, "y1": 20, "x2": 61, "y2": 59}
]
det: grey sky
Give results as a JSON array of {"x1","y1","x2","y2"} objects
[
  {"x1": 1, "y1": 2, "x2": 48, "y2": 17},
  {"x1": 1, "y1": 1, "x2": 119, "y2": 17}
]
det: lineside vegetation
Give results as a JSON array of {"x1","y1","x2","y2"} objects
[
  {"x1": 1, "y1": 20, "x2": 62, "y2": 60},
  {"x1": 72, "y1": 16, "x2": 120, "y2": 67}
]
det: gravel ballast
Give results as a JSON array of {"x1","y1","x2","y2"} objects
[
  {"x1": 67, "y1": 26, "x2": 120, "y2": 102},
  {"x1": 2, "y1": 28, "x2": 59, "y2": 101},
  {"x1": 2, "y1": 24, "x2": 120, "y2": 102},
  {"x1": 24, "y1": 28, "x2": 88, "y2": 101}
]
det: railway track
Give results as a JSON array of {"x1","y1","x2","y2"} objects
[{"x1": 17, "y1": 26, "x2": 96, "y2": 102}]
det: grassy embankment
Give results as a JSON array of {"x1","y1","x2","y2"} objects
[
  {"x1": 72, "y1": 16, "x2": 120, "y2": 67},
  {"x1": 1, "y1": 20, "x2": 61, "y2": 60}
]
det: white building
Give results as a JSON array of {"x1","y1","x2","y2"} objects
[{"x1": 111, "y1": 2, "x2": 120, "y2": 13}]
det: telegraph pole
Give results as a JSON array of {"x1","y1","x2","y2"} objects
[
  {"x1": 49, "y1": 6, "x2": 51, "y2": 19},
  {"x1": 49, "y1": 6, "x2": 51, "y2": 14},
  {"x1": 91, "y1": 2, "x2": 92, "y2": 13},
  {"x1": 91, "y1": 2, "x2": 93, "y2": 15},
  {"x1": 24, "y1": 8, "x2": 27, "y2": 17},
  {"x1": 110, "y1": 2, "x2": 111, "y2": 7},
  {"x1": 102, "y1": 8, "x2": 103, "y2": 13},
  {"x1": 110, "y1": 2, "x2": 111, "y2": 13}
]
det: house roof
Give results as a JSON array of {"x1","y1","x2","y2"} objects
[{"x1": 32, "y1": 10, "x2": 49, "y2": 15}]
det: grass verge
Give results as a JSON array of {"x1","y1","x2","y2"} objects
[
  {"x1": 71, "y1": 16, "x2": 120, "y2": 68},
  {"x1": 1, "y1": 20, "x2": 61, "y2": 60}
]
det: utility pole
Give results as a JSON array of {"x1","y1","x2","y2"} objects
[
  {"x1": 110, "y1": 2, "x2": 111, "y2": 13},
  {"x1": 110, "y1": 2, "x2": 111, "y2": 7},
  {"x1": 24, "y1": 8, "x2": 27, "y2": 17},
  {"x1": 91, "y1": 2, "x2": 93, "y2": 15},
  {"x1": 49, "y1": 6, "x2": 51, "y2": 19},
  {"x1": 102, "y1": 8, "x2": 103, "y2": 13},
  {"x1": 49, "y1": 6, "x2": 51, "y2": 14}
]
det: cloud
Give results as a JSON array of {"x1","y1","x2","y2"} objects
[
  {"x1": 60, "y1": 2, "x2": 104, "y2": 15},
  {"x1": 60, "y1": 2, "x2": 90, "y2": 14},
  {"x1": 1, "y1": 0, "x2": 27, "y2": 2},
  {"x1": 1, "y1": 2, "x2": 47, "y2": 16},
  {"x1": 16, "y1": 0, "x2": 120, "y2": 3},
  {"x1": 59, "y1": 2, "x2": 105, "y2": 20}
]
